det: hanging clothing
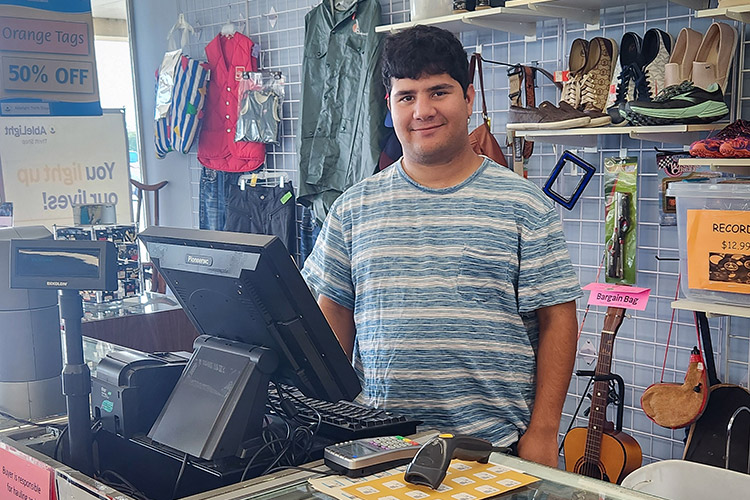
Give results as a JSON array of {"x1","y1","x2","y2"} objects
[
  {"x1": 236, "y1": 89, "x2": 282, "y2": 144},
  {"x1": 198, "y1": 32, "x2": 266, "y2": 172},
  {"x1": 298, "y1": 0, "x2": 387, "y2": 225},
  {"x1": 224, "y1": 181, "x2": 298, "y2": 255}
]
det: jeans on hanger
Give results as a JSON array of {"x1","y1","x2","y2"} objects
[
  {"x1": 199, "y1": 167, "x2": 239, "y2": 230},
  {"x1": 224, "y1": 181, "x2": 298, "y2": 256},
  {"x1": 299, "y1": 205, "x2": 321, "y2": 267}
]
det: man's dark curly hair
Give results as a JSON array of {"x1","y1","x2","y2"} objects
[{"x1": 381, "y1": 25, "x2": 470, "y2": 97}]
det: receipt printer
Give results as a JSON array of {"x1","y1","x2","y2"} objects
[{"x1": 91, "y1": 350, "x2": 189, "y2": 438}]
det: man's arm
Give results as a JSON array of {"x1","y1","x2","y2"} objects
[
  {"x1": 319, "y1": 295, "x2": 356, "y2": 361},
  {"x1": 517, "y1": 300, "x2": 578, "y2": 468}
]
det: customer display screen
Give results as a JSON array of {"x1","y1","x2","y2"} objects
[
  {"x1": 15, "y1": 247, "x2": 101, "y2": 278},
  {"x1": 10, "y1": 239, "x2": 118, "y2": 291}
]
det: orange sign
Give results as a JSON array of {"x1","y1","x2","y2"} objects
[
  {"x1": 0, "y1": 442, "x2": 53, "y2": 500},
  {"x1": 687, "y1": 209, "x2": 750, "y2": 294}
]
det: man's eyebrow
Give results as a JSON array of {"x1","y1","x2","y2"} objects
[{"x1": 392, "y1": 83, "x2": 456, "y2": 97}]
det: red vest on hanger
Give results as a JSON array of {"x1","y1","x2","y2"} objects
[{"x1": 198, "y1": 32, "x2": 265, "y2": 172}]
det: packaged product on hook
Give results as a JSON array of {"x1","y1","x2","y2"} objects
[
  {"x1": 604, "y1": 156, "x2": 638, "y2": 285},
  {"x1": 235, "y1": 71, "x2": 285, "y2": 145}
]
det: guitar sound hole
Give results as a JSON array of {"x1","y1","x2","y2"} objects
[{"x1": 577, "y1": 460, "x2": 609, "y2": 482}]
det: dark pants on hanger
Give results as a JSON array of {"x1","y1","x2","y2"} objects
[{"x1": 224, "y1": 181, "x2": 297, "y2": 255}]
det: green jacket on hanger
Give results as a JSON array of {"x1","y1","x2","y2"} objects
[{"x1": 297, "y1": 0, "x2": 387, "y2": 226}]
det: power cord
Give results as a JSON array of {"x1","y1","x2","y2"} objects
[{"x1": 171, "y1": 453, "x2": 190, "y2": 500}]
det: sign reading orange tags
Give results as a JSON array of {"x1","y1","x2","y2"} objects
[
  {"x1": 687, "y1": 209, "x2": 750, "y2": 295},
  {"x1": 582, "y1": 283, "x2": 650, "y2": 310}
]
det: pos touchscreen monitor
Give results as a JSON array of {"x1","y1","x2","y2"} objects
[{"x1": 138, "y1": 227, "x2": 361, "y2": 460}]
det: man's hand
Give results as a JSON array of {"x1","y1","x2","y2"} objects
[{"x1": 516, "y1": 426, "x2": 560, "y2": 468}]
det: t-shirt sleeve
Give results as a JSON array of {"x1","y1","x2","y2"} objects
[
  {"x1": 300, "y1": 202, "x2": 355, "y2": 310},
  {"x1": 517, "y1": 203, "x2": 582, "y2": 313}
]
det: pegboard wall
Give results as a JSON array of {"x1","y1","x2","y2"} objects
[{"x1": 165, "y1": 0, "x2": 750, "y2": 463}]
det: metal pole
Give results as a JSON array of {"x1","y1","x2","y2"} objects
[{"x1": 59, "y1": 289, "x2": 94, "y2": 476}]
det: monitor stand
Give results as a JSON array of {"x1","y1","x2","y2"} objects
[
  {"x1": 147, "y1": 335, "x2": 278, "y2": 461},
  {"x1": 59, "y1": 289, "x2": 94, "y2": 476}
]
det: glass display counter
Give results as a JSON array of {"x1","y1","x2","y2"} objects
[
  {"x1": 81, "y1": 292, "x2": 199, "y2": 352},
  {"x1": 186, "y1": 455, "x2": 664, "y2": 500}
]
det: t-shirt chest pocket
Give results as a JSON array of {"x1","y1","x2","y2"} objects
[{"x1": 456, "y1": 246, "x2": 514, "y2": 306}]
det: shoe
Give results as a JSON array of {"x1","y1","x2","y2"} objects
[
  {"x1": 719, "y1": 136, "x2": 750, "y2": 157},
  {"x1": 664, "y1": 27, "x2": 702, "y2": 88},
  {"x1": 607, "y1": 32, "x2": 645, "y2": 125},
  {"x1": 557, "y1": 100, "x2": 609, "y2": 127},
  {"x1": 506, "y1": 101, "x2": 591, "y2": 130},
  {"x1": 692, "y1": 22, "x2": 738, "y2": 92},
  {"x1": 690, "y1": 120, "x2": 750, "y2": 157},
  {"x1": 620, "y1": 82, "x2": 728, "y2": 126},
  {"x1": 579, "y1": 37, "x2": 618, "y2": 124},
  {"x1": 561, "y1": 38, "x2": 589, "y2": 109},
  {"x1": 476, "y1": 0, "x2": 492, "y2": 9},
  {"x1": 642, "y1": 28, "x2": 673, "y2": 100}
]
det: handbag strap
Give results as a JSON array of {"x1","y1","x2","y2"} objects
[{"x1": 469, "y1": 53, "x2": 490, "y2": 125}]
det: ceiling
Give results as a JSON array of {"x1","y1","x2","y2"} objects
[{"x1": 90, "y1": 0, "x2": 127, "y2": 20}]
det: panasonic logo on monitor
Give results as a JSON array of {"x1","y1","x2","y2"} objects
[
  {"x1": 186, "y1": 254, "x2": 213, "y2": 266},
  {"x1": 47, "y1": 281, "x2": 68, "y2": 287}
]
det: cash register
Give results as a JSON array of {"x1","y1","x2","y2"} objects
[{"x1": 88, "y1": 227, "x2": 419, "y2": 500}]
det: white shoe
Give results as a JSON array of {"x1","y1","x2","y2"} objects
[{"x1": 642, "y1": 28, "x2": 673, "y2": 100}]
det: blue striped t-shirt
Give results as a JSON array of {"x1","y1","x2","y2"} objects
[{"x1": 301, "y1": 158, "x2": 582, "y2": 445}]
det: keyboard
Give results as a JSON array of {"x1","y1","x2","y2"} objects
[{"x1": 267, "y1": 387, "x2": 422, "y2": 441}]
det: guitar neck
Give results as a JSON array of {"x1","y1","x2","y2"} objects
[{"x1": 583, "y1": 307, "x2": 625, "y2": 465}]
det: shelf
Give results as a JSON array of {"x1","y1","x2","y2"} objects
[
  {"x1": 678, "y1": 157, "x2": 750, "y2": 174},
  {"x1": 695, "y1": 5, "x2": 750, "y2": 23},
  {"x1": 375, "y1": 7, "x2": 559, "y2": 36},
  {"x1": 510, "y1": 123, "x2": 724, "y2": 147},
  {"x1": 672, "y1": 299, "x2": 750, "y2": 318},
  {"x1": 503, "y1": 0, "x2": 709, "y2": 24}
]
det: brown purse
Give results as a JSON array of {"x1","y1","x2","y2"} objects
[{"x1": 468, "y1": 53, "x2": 508, "y2": 168}]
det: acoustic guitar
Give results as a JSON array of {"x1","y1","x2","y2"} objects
[{"x1": 563, "y1": 307, "x2": 642, "y2": 484}]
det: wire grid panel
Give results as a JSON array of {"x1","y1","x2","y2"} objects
[
  {"x1": 167, "y1": 0, "x2": 750, "y2": 463},
  {"x1": 176, "y1": 0, "x2": 321, "y2": 229},
  {"x1": 463, "y1": 1, "x2": 747, "y2": 463}
]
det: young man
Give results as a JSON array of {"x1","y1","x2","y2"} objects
[{"x1": 301, "y1": 25, "x2": 581, "y2": 468}]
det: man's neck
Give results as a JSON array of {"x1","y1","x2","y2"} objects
[{"x1": 401, "y1": 149, "x2": 484, "y2": 189}]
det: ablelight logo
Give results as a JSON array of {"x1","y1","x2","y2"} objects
[{"x1": 4, "y1": 125, "x2": 50, "y2": 137}]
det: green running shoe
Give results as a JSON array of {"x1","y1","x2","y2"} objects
[{"x1": 620, "y1": 82, "x2": 728, "y2": 125}]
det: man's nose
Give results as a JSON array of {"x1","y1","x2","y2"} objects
[{"x1": 413, "y1": 96, "x2": 436, "y2": 120}]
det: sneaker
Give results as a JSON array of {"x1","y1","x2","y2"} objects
[
  {"x1": 690, "y1": 119, "x2": 750, "y2": 157},
  {"x1": 579, "y1": 37, "x2": 618, "y2": 120},
  {"x1": 506, "y1": 101, "x2": 591, "y2": 130},
  {"x1": 642, "y1": 28, "x2": 673, "y2": 100},
  {"x1": 719, "y1": 136, "x2": 750, "y2": 157},
  {"x1": 620, "y1": 82, "x2": 728, "y2": 126},
  {"x1": 607, "y1": 32, "x2": 645, "y2": 125},
  {"x1": 561, "y1": 38, "x2": 589, "y2": 109},
  {"x1": 664, "y1": 27, "x2": 702, "y2": 88}
]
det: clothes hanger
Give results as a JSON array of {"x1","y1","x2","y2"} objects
[
  {"x1": 220, "y1": 5, "x2": 236, "y2": 37},
  {"x1": 238, "y1": 169, "x2": 286, "y2": 190}
]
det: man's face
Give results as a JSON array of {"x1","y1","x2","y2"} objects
[{"x1": 388, "y1": 73, "x2": 474, "y2": 166}]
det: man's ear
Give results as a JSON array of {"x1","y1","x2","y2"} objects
[{"x1": 465, "y1": 83, "x2": 476, "y2": 113}]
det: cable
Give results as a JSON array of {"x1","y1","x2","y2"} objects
[
  {"x1": 240, "y1": 438, "x2": 287, "y2": 482},
  {"x1": 98, "y1": 470, "x2": 149, "y2": 500},
  {"x1": 54, "y1": 425, "x2": 69, "y2": 462},
  {"x1": 171, "y1": 453, "x2": 189, "y2": 500}
]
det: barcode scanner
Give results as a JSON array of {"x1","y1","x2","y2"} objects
[{"x1": 404, "y1": 433, "x2": 509, "y2": 489}]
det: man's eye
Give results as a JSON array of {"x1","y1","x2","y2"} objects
[
  {"x1": 433, "y1": 91, "x2": 447, "y2": 97},
  {"x1": 400, "y1": 95, "x2": 413, "y2": 102}
]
